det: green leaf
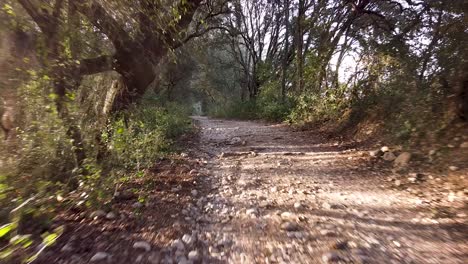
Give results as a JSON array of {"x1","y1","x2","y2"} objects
[
  {"x1": 43, "y1": 233, "x2": 58, "y2": 246},
  {"x1": 0, "y1": 248, "x2": 13, "y2": 259},
  {"x1": 0, "y1": 223, "x2": 15, "y2": 238}
]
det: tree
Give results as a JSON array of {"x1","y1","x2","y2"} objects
[{"x1": 15, "y1": 0, "x2": 226, "y2": 165}]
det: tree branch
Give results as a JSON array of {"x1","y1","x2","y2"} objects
[
  {"x1": 78, "y1": 55, "x2": 115, "y2": 75},
  {"x1": 75, "y1": 0, "x2": 133, "y2": 50},
  {"x1": 164, "y1": 0, "x2": 203, "y2": 48},
  {"x1": 17, "y1": 0, "x2": 55, "y2": 34}
]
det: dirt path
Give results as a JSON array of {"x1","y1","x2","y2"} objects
[
  {"x1": 38, "y1": 117, "x2": 466, "y2": 264},
  {"x1": 189, "y1": 117, "x2": 466, "y2": 263}
]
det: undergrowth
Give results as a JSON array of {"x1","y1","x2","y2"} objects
[{"x1": 0, "y1": 77, "x2": 192, "y2": 263}]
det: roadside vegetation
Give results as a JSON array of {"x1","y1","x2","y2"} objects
[{"x1": 0, "y1": 0, "x2": 466, "y2": 262}]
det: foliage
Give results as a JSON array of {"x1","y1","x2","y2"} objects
[{"x1": 107, "y1": 103, "x2": 191, "y2": 171}]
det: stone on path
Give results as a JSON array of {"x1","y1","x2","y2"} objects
[
  {"x1": 133, "y1": 241, "x2": 151, "y2": 252},
  {"x1": 90, "y1": 252, "x2": 109, "y2": 262},
  {"x1": 90, "y1": 210, "x2": 106, "y2": 219},
  {"x1": 188, "y1": 250, "x2": 200, "y2": 261},
  {"x1": 382, "y1": 152, "x2": 396, "y2": 161},
  {"x1": 280, "y1": 221, "x2": 300, "y2": 231},
  {"x1": 105, "y1": 212, "x2": 117, "y2": 220},
  {"x1": 322, "y1": 251, "x2": 341, "y2": 263},
  {"x1": 394, "y1": 152, "x2": 411, "y2": 167}
]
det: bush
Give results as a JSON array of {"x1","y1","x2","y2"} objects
[
  {"x1": 209, "y1": 99, "x2": 259, "y2": 120},
  {"x1": 0, "y1": 75, "x2": 192, "y2": 234},
  {"x1": 106, "y1": 104, "x2": 192, "y2": 171}
]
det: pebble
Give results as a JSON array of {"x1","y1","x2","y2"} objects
[
  {"x1": 132, "y1": 202, "x2": 143, "y2": 209},
  {"x1": 148, "y1": 252, "x2": 161, "y2": 264},
  {"x1": 90, "y1": 252, "x2": 109, "y2": 262},
  {"x1": 280, "y1": 211, "x2": 294, "y2": 219},
  {"x1": 460, "y1": 142, "x2": 468, "y2": 148},
  {"x1": 105, "y1": 212, "x2": 117, "y2": 220},
  {"x1": 322, "y1": 251, "x2": 341, "y2": 263},
  {"x1": 133, "y1": 241, "x2": 151, "y2": 252},
  {"x1": 382, "y1": 152, "x2": 396, "y2": 161},
  {"x1": 177, "y1": 256, "x2": 190, "y2": 264},
  {"x1": 246, "y1": 208, "x2": 258, "y2": 216},
  {"x1": 188, "y1": 250, "x2": 200, "y2": 261},
  {"x1": 394, "y1": 152, "x2": 412, "y2": 167},
  {"x1": 332, "y1": 240, "x2": 349, "y2": 250},
  {"x1": 369, "y1": 150, "x2": 382, "y2": 157},
  {"x1": 294, "y1": 202, "x2": 303, "y2": 209},
  {"x1": 182, "y1": 234, "x2": 196, "y2": 245},
  {"x1": 381, "y1": 146, "x2": 390, "y2": 152},
  {"x1": 90, "y1": 210, "x2": 106, "y2": 219},
  {"x1": 60, "y1": 243, "x2": 74, "y2": 252},
  {"x1": 319, "y1": 230, "x2": 337, "y2": 237},
  {"x1": 449, "y1": 166, "x2": 459, "y2": 171},
  {"x1": 280, "y1": 221, "x2": 300, "y2": 231},
  {"x1": 191, "y1": 190, "x2": 198, "y2": 196},
  {"x1": 172, "y1": 239, "x2": 185, "y2": 251}
]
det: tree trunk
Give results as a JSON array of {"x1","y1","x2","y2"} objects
[
  {"x1": 281, "y1": 0, "x2": 290, "y2": 101},
  {"x1": 111, "y1": 51, "x2": 158, "y2": 111},
  {"x1": 295, "y1": 0, "x2": 305, "y2": 93}
]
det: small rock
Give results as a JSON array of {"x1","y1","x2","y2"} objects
[
  {"x1": 382, "y1": 152, "x2": 396, "y2": 161},
  {"x1": 191, "y1": 190, "x2": 198, "y2": 196},
  {"x1": 332, "y1": 240, "x2": 348, "y2": 250},
  {"x1": 246, "y1": 208, "x2": 258, "y2": 216},
  {"x1": 429, "y1": 149, "x2": 437, "y2": 156},
  {"x1": 270, "y1": 186, "x2": 278, "y2": 192},
  {"x1": 394, "y1": 180, "x2": 401, "y2": 187},
  {"x1": 177, "y1": 256, "x2": 190, "y2": 264},
  {"x1": 105, "y1": 212, "x2": 117, "y2": 220},
  {"x1": 229, "y1": 137, "x2": 242, "y2": 145},
  {"x1": 380, "y1": 146, "x2": 390, "y2": 152},
  {"x1": 280, "y1": 211, "x2": 294, "y2": 219},
  {"x1": 90, "y1": 252, "x2": 109, "y2": 262},
  {"x1": 448, "y1": 192, "x2": 457, "y2": 202},
  {"x1": 61, "y1": 243, "x2": 74, "y2": 252},
  {"x1": 322, "y1": 251, "x2": 341, "y2": 263},
  {"x1": 280, "y1": 221, "x2": 300, "y2": 231},
  {"x1": 148, "y1": 252, "x2": 161, "y2": 264},
  {"x1": 460, "y1": 142, "x2": 468, "y2": 148},
  {"x1": 172, "y1": 239, "x2": 185, "y2": 251},
  {"x1": 320, "y1": 230, "x2": 337, "y2": 237},
  {"x1": 294, "y1": 202, "x2": 303, "y2": 209},
  {"x1": 113, "y1": 190, "x2": 136, "y2": 201},
  {"x1": 322, "y1": 202, "x2": 343, "y2": 210},
  {"x1": 369, "y1": 150, "x2": 383, "y2": 157},
  {"x1": 394, "y1": 152, "x2": 412, "y2": 167},
  {"x1": 188, "y1": 250, "x2": 200, "y2": 261},
  {"x1": 90, "y1": 210, "x2": 106, "y2": 219},
  {"x1": 449, "y1": 166, "x2": 459, "y2": 171},
  {"x1": 182, "y1": 234, "x2": 196, "y2": 245},
  {"x1": 132, "y1": 202, "x2": 143, "y2": 209},
  {"x1": 133, "y1": 241, "x2": 151, "y2": 252}
]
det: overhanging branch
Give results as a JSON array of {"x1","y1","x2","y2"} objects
[
  {"x1": 75, "y1": 1, "x2": 134, "y2": 50},
  {"x1": 78, "y1": 55, "x2": 115, "y2": 75}
]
